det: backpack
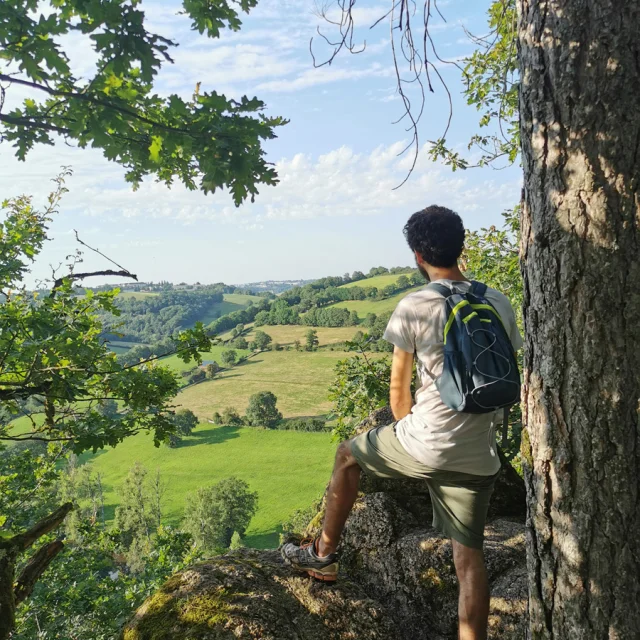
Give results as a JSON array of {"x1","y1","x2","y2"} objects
[{"x1": 426, "y1": 280, "x2": 520, "y2": 415}]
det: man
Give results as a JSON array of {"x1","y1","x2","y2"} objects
[{"x1": 282, "y1": 205, "x2": 523, "y2": 640}]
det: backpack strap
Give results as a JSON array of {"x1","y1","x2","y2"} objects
[
  {"x1": 470, "y1": 280, "x2": 488, "y2": 297},
  {"x1": 426, "y1": 282, "x2": 452, "y2": 298}
]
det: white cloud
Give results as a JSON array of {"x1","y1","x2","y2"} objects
[
  {"x1": 0, "y1": 137, "x2": 518, "y2": 231},
  {"x1": 256, "y1": 62, "x2": 390, "y2": 93}
]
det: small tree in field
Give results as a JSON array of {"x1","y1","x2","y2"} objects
[
  {"x1": 245, "y1": 392, "x2": 282, "y2": 429},
  {"x1": 253, "y1": 331, "x2": 272, "y2": 351},
  {"x1": 233, "y1": 336, "x2": 248, "y2": 350},
  {"x1": 173, "y1": 409, "x2": 199, "y2": 436},
  {"x1": 221, "y1": 350, "x2": 237, "y2": 368},
  {"x1": 182, "y1": 477, "x2": 258, "y2": 551},
  {"x1": 205, "y1": 362, "x2": 220, "y2": 379},
  {"x1": 305, "y1": 329, "x2": 319, "y2": 352}
]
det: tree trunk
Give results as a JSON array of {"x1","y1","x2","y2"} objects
[
  {"x1": 0, "y1": 541, "x2": 18, "y2": 640},
  {"x1": 517, "y1": 1, "x2": 640, "y2": 638},
  {"x1": 0, "y1": 503, "x2": 72, "y2": 640}
]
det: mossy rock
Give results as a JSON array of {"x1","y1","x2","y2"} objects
[{"x1": 122, "y1": 549, "x2": 401, "y2": 640}]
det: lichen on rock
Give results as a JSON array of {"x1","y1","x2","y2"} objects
[{"x1": 121, "y1": 550, "x2": 402, "y2": 639}]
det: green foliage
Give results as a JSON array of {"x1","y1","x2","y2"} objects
[
  {"x1": 58, "y1": 455, "x2": 106, "y2": 538},
  {"x1": 0, "y1": 442, "x2": 60, "y2": 532},
  {"x1": 174, "y1": 408, "x2": 199, "y2": 436},
  {"x1": 114, "y1": 463, "x2": 156, "y2": 555},
  {"x1": 277, "y1": 418, "x2": 328, "y2": 432},
  {"x1": 220, "y1": 349, "x2": 237, "y2": 367},
  {"x1": 0, "y1": 179, "x2": 210, "y2": 461},
  {"x1": 14, "y1": 523, "x2": 198, "y2": 640},
  {"x1": 328, "y1": 354, "x2": 392, "y2": 440},
  {"x1": 229, "y1": 530, "x2": 244, "y2": 550},
  {"x1": 205, "y1": 362, "x2": 220, "y2": 379},
  {"x1": 106, "y1": 290, "x2": 224, "y2": 346},
  {"x1": 463, "y1": 206, "x2": 522, "y2": 330},
  {"x1": 0, "y1": 0, "x2": 287, "y2": 204},
  {"x1": 245, "y1": 391, "x2": 282, "y2": 429},
  {"x1": 305, "y1": 329, "x2": 319, "y2": 352},
  {"x1": 233, "y1": 336, "x2": 249, "y2": 350},
  {"x1": 182, "y1": 477, "x2": 258, "y2": 551},
  {"x1": 429, "y1": 0, "x2": 518, "y2": 170},
  {"x1": 253, "y1": 330, "x2": 273, "y2": 351},
  {"x1": 221, "y1": 407, "x2": 243, "y2": 427}
]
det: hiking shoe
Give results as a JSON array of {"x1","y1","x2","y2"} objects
[{"x1": 280, "y1": 539, "x2": 339, "y2": 582}]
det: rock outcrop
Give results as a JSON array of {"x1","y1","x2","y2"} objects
[{"x1": 123, "y1": 408, "x2": 528, "y2": 640}]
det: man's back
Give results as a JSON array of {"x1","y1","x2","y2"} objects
[{"x1": 383, "y1": 279, "x2": 523, "y2": 475}]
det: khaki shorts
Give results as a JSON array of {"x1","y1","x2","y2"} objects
[{"x1": 350, "y1": 424, "x2": 499, "y2": 549}]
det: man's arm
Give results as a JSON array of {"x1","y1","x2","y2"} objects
[{"x1": 390, "y1": 346, "x2": 414, "y2": 421}]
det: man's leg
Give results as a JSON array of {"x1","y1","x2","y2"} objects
[
  {"x1": 317, "y1": 439, "x2": 361, "y2": 557},
  {"x1": 452, "y1": 539, "x2": 490, "y2": 640}
]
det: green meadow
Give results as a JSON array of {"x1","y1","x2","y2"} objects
[
  {"x1": 79, "y1": 341, "x2": 351, "y2": 549},
  {"x1": 341, "y1": 273, "x2": 414, "y2": 289},
  {"x1": 174, "y1": 348, "x2": 349, "y2": 419},
  {"x1": 327, "y1": 285, "x2": 424, "y2": 318},
  {"x1": 82, "y1": 425, "x2": 335, "y2": 549}
]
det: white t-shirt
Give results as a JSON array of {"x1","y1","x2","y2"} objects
[{"x1": 383, "y1": 280, "x2": 523, "y2": 476}]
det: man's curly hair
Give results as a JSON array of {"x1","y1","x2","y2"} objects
[{"x1": 403, "y1": 205, "x2": 465, "y2": 268}]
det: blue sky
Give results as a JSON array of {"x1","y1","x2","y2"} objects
[{"x1": 0, "y1": 0, "x2": 521, "y2": 287}]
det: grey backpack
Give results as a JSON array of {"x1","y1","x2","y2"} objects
[{"x1": 426, "y1": 280, "x2": 520, "y2": 415}]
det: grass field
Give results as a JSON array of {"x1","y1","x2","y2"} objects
[
  {"x1": 243, "y1": 325, "x2": 357, "y2": 347},
  {"x1": 81, "y1": 425, "x2": 335, "y2": 548},
  {"x1": 326, "y1": 285, "x2": 424, "y2": 318},
  {"x1": 117, "y1": 291, "x2": 159, "y2": 300},
  {"x1": 160, "y1": 345, "x2": 251, "y2": 377},
  {"x1": 341, "y1": 273, "x2": 415, "y2": 290},
  {"x1": 174, "y1": 349, "x2": 349, "y2": 420},
  {"x1": 199, "y1": 293, "x2": 263, "y2": 326}
]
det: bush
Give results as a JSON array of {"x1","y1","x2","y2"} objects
[
  {"x1": 277, "y1": 418, "x2": 328, "y2": 432},
  {"x1": 187, "y1": 369, "x2": 206, "y2": 385},
  {"x1": 221, "y1": 407, "x2": 243, "y2": 426}
]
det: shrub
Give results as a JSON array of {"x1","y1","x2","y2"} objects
[
  {"x1": 277, "y1": 418, "x2": 328, "y2": 432},
  {"x1": 221, "y1": 407, "x2": 243, "y2": 426},
  {"x1": 187, "y1": 369, "x2": 206, "y2": 385}
]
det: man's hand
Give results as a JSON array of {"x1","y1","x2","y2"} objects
[{"x1": 390, "y1": 346, "x2": 414, "y2": 421}]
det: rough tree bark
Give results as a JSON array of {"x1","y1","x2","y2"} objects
[
  {"x1": 517, "y1": 1, "x2": 640, "y2": 638},
  {"x1": 0, "y1": 503, "x2": 73, "y2": 640}
]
